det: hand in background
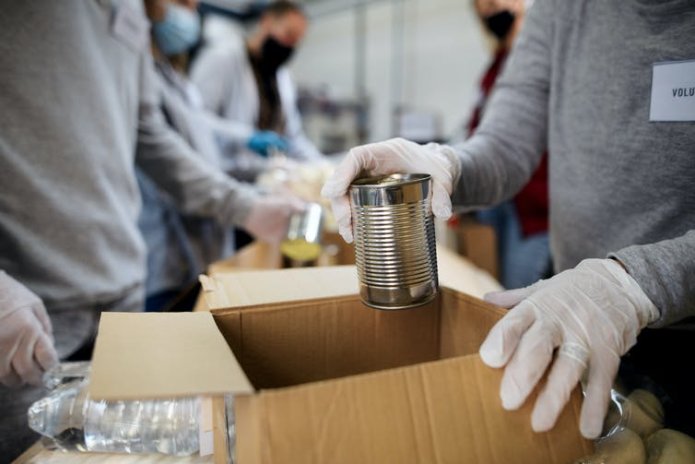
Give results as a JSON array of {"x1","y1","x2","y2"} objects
[
  {"x1": 0, "y1": 272, "x2": 59, "y2": 387},
  {"x1": 247, "y1": 131, "x2": 290, "y2": 157},
  {"x1": 243, "y1": 195, "x2": 306, "y2": 244}
]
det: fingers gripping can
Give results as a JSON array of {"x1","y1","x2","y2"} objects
[{"x1": 349, "y1": 174, "x2": 438, "y2": 310}]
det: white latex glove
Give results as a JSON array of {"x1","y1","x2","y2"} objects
[
  {"x1": 320, "y1": 138, "x2": 461, "y2": 243},
  {"x1": 243, "y1": 195, "x2": 306, "y2": 244},
  {"x1": 479, "y1": 259, "x2": 659, "y2": 439},
  {"x1": 0, "y1": 271, "x2": 59, "y2": 387}
]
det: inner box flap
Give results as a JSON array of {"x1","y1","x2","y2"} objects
[
  {"x1": 212, "y1": 294, "x2": 441, "y2": 389},
  {"x1": 200, "y1": 265, "x2": 358, "y2": 310},
  {"x1": 210, "y1": 288, "x2": 506, "y2": 389}
]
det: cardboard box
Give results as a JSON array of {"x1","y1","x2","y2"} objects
[
  {"x1": 195, "y1": 233, "x2": 356, "y2": 312},
  {"x1": 455, "y1": 216, "x2": 499, "y2": 280},
  {"x1": 90, "y1": 267, "x2": 591, "y2": 464}
]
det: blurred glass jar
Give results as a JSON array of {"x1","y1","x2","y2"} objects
[{"x1": 281, "y1": 202, "x2": 324, "y2": 266}]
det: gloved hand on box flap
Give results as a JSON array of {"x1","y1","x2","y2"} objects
[
  {"x1": 321, "y1": 138, "x2": 461, "y2": 243},
  {"x1": 247, "y1": 131, "x2": 289, "y2": 157},
  {"x1": 0, "y1": 271, "x2": 59, "y2": 387},
  {"x1": 243, "y1": 195, "x2": 306, "y2": 244},
  {"x1": 479, "y1": 258, "x2": 660, "y2": 439}
]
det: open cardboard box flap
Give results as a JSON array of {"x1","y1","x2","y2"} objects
[
  {"x1": 198, "y1": 246, "x2": 502, "y2": 312},
  {"x1": 89, "y1": 312, "x2": 253, "y2": 399},
  {"x1": 199, "y1": 265, "x2": 358, "y2": 309}
]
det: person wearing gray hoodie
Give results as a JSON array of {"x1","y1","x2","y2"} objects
[{"x1": 0, "y1": 1, "x2": 303, "y2": 459}]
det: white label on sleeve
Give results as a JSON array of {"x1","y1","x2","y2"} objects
[
  {"x1": 111, "y1": 2, "x2": 149, "y2": 52},
  {"x1": 650, "y1": 59, "x2": 695, "y2": 122}
]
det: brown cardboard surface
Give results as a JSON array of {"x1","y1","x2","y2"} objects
[
  {"x1": 88, "y1": 266, "x2": 590, "y2": 463},
  {"x1": 211, "y1": 396, "x2": 228, "y2": 464},
  {"x1": 89, "y1": 312, "x2": 252, "y2": 400},
  {"x1": 319, "y1": 231, "x2": 356, "y2": 266},
  {"x1": 456, "y1": 216, "x2": 499, "y2": 279},
  {"x1": 236, "y1": 356, "x2": 587, "y2": 464},
  {"x1": 193, "y1": 292, "x2": 209, "y2": 312},
  {"x1": 211, "y1": 295, "x2": 440, "y2": 389},
  {"x1": 200, "y1": 266, "x2": 358, "y2": 310},
  {"x1": 436, "y1": 243, "x2": 502, "y2": 298},
  {"x1": 208, "y1": 242, "x2": 283, "y2": 274},
  {"x1": 214, "y1": 288, "x2": 592, "y2": 463},
  {"x1": 201, "y1": 248, "x2": 501, "y2": 312},
  {"x1": 438, "y1": 288, "x2": 509, "y2": 358}
]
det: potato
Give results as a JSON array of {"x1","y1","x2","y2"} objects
[
  {"x1": 646, "y1": 429, "x2": 695, "y2": 464},
  {"x1": 573, "y1": 428, "x2": 646, "y2": 464},
  {"x1": 628, "y1": 390, "x2": 664, "y2": 427},
  {"x1": 624, "y1": 390, "x2": 664, "y2": 439}
]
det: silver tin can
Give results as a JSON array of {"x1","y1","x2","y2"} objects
[{"x1": 349, "y1": 173, "x2": 438, "y2": 310}]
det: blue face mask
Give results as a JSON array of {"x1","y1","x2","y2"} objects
[{"x1": 152, "y1": 4, "x2": 201, "y2": 56}]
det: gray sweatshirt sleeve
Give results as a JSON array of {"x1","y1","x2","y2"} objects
[
  {"x1": 451, "y1": 0, "x2": 553, "y2": 209},
  {"x1": 188, "y1": 45, "x2": 230, "y2": 116},
  {"x1": 610, "y1": 230, "x2": 695, "y2": 328},
  {"x1": 135, "y1": 51, "x2": 259, "y2": 228}
]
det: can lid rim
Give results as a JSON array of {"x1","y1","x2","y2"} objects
[{"x1": 349, "y1": 173, "x2": 431, "y2": 188}]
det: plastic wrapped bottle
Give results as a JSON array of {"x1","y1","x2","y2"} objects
[
  {"x1": 28, "y1": 362, "x2": 200, "y2": 456},
  {"x1": 83, "y1": 396, "x2": 200, "y2": 455}
]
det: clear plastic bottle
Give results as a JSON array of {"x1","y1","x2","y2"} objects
[
  {"x1": 83, "y1": 396, "x2": 200, "y2": 455},
  {"x1": 28, "y1": 362, "x2": 200, "y2": 456}
]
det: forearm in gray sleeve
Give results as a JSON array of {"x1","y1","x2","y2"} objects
[
  {"x1": 202, "y1": 111, "x2": 254, "y2": 148},
  {"x1": 135, "y1": 133, "x2": 258, "y2": 227},
  {"x1": 610, "y1": 230, "x2": 695, "y2": 328},
  {"x1": 189, "y1": 47, "x2": 231, "y2": 115},
  {"x1": 451, "y1": 0, "x2": 554, "y2": 209},
  {"x1": 136, "y1": 52, "x2": 259, "y2": 228}
]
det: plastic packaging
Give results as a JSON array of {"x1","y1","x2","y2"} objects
[
  {"x1": 600, "y1": 389, "x2": 665, "y2": 440},
  {"x1": 28, "y1": 362, "x2": 201, "y2": 456}
]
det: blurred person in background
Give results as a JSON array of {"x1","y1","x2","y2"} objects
[
  {"x1": 195, "y1": 0, "x2": 265, "y2": 50},
  {"x1": 469, "y1": 0, "x2": 551, "y2": 289},
  {"x1": 324, "y1": 0, "x2": 695, "y2": 442},
  {"x1": 190, "y1": 0, "x2": 323, "y2": 161},
  {"x1": 141, "y1": 0, "x2": 276, "y2": 310},
  {"x1": 0, "y1": 1, "x2": 302, "y2": 459}
]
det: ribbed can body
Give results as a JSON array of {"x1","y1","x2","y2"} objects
[{"x1": 349, "y1": 174, "x2": 438, "y2": 310}]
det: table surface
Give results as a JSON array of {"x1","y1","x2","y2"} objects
[
  {"x1": 13, "y1": 443, "x2": 213, "y2": 464},
  {"x1": 17, "y1": 242, "x2": 500, "y2": 464}
]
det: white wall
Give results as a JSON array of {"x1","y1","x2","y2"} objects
[{"x1": 290, "y1": 0, "x2": 491, "y2": 143}]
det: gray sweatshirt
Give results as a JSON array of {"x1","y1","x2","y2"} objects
[
  {"x1": 453, "y1": 0, "x2": 695, "y2": 327},
  {"x1": 0, "y1": 1, "x2": 258, "y2": 311}
]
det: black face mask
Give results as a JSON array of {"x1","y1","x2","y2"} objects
[
  {"x1": 260, "y1": 36, "x2": 295, "y2": 73},
  {"x1": 484, "y1": 10, "x2": 515, "y2": 41}
]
